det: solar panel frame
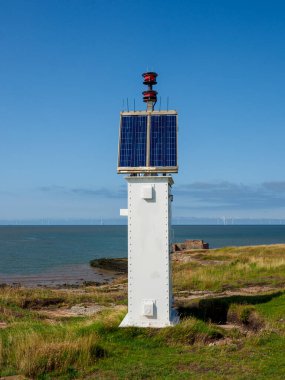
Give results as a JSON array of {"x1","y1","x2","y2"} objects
[{"x1": 117, "y1": 110, "x2": 178, "y2": 174}]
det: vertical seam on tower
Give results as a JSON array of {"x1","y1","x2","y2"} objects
[{"x1": 146, "y1": 113, "x2": 151, "y2": 166}]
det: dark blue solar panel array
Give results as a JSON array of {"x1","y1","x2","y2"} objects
[
  {"x1": 119, "y1": 115, "x2": 147, "y2": 167},
  {"x1": 118, "y1": 114, "x2": 177, "y2": 169},
  {"x1": 150, "y1": 115, "x2": 177, "y2": 167}
]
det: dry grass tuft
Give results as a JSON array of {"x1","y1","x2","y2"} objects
[
  {"x1": 0, "y1": 321, "x2": 107, "y2": 377},
  {"x1": 15, "y1": 333, "x2": 104, "y2": 376}
]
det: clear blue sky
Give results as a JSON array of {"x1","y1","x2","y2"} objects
[{"x1": 0, "y1": 0, "x2": 285, "y2": 223}]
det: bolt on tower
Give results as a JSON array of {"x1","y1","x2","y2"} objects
[{"x1": 118, "y1": 72, "x2": 179, "y2": 327}]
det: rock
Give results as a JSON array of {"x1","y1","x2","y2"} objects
[
  {"x1": 70, "y1": 304, "x2": 104, "y2": 316},
  {"x1": 37, "y1": 304, "x2": 106, "y2": 318},
  {"x1": 172, "y1": 239, "x2": 209, "y2": 251},
  {"x1": 90, "y1": 258, "x2": 128, "y2": 273}
]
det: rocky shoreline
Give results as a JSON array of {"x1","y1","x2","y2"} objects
[{"x1": 0, "y1": 263, "x2": 120, "y2": 289}]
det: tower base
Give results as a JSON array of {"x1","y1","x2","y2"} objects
[{"x1": 119, "y1": 309, "x2": 179, "y2": 328}]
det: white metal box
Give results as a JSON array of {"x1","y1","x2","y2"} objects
[{"x1": 120, "y1": 176, "x2": 179, "y2": 327}]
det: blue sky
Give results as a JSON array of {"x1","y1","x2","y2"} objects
[{"x1": 0, "y1": 0, "x2": 285, "y2": 223}]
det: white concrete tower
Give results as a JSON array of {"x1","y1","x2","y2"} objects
[{"x1": 118, "y1": 72, "x2": 179, "y2": 327}]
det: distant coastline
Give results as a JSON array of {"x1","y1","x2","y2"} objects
[{"x1": 1, "y1": 218, "x2": 285, "y2": 225}]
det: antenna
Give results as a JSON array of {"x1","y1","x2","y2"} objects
[
  {"x1": 134, "y1": 98, "x2": 136, "y2": 111},
  {"x1": 167, "y1": 96, "x2": 169, "y2": 111},
  {"x1": 126, "y1": 98, "x2": 129, "y2": 112}
]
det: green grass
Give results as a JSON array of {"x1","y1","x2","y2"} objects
[{"x1": 0, "y1": 244, "x2": 285, "y2": 379}]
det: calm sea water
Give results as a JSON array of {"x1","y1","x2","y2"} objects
[{"x1": 0, "y1": 225, "x2": 285, "y2": 281}]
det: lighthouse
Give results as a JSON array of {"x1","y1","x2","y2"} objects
[{"x1": 118, "y1": 72, "x2": 179, "y2": 327}]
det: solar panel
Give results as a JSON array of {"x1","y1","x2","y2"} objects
[
  {"x1": 119, "y1": 115, "x2": 147, "y2": 168},
  {"x1": 150, "y1": 115, "x2": 177, "y2": 167},
  {"x1": 118, "y1": 111, "x2": 178, "y2": 173}
]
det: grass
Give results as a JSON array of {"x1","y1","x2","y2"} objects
[
  {"x1": 1, "y1": 327, "x2": 105, "y2": 377},
  {"x1": 0, "y1": 244, "x2": 285, "y2": 379},
  {"x1": 173, "y1": 244, "x2": 285, "y2": 291},
  {"x1": 0, "y1": 283, "x2": 127, "y2": 310}
]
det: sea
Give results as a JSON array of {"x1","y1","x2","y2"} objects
[{"x1": 0, "y1": 225, "x2": 285, "y2": 287}]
